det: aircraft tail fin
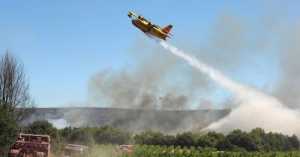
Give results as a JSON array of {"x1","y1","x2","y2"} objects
[{"x1": 162, "y1": 25, "x2": 173, "y2": 34}]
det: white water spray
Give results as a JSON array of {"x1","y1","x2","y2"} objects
[{"x1": 159, "y1": 40, "x2": 300, "y2": 136}]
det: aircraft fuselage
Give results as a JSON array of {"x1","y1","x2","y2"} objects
[{"x1": 129, "y1": 12, "x2": 171, "y2": 40}]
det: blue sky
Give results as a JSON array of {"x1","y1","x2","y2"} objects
[{"x1": 0, "y1": 1, "x2": 299, "y2": 107}]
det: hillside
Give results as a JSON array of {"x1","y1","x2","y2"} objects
[{"x1": 23, "y1": 108, "x2": 230, "y2": 132}]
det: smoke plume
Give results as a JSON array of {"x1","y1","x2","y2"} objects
[
  {"x1": 274, "y1": 24, "x2": 300, "y2": 109},
  {"x1": 88, "y1": 39, "x2": 211, "y2": 110}
]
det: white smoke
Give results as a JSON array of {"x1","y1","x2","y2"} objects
[
  {"x1": 48, "y1": 118, "x2": 69, "y2": 129},
  {"x1": 159, "y1": 40, "x2": 300, "y2": 136}
]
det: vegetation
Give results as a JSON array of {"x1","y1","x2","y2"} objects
[
  {"x1": 72, "y1": 145, "x2": 300, "y2": 157},
  {"x1": 60, "y1": 126, "x2": 132, "y2": 145},
  {"x1": 21, "y1": 120, "x2": 300, "y2": 156},
  {"x1": 0, "y1": 52, "x2": 32, "y2": 155},
  {"x1": 122, "y1": 145, "x2": 300, "y2": 157},
  {"x1": 23, "y1": 121, "x2": 131, "y2": 145},
  {"x1": 134, "y1": 128, "x2": 300, "y2": 152},
  {"x1": 0, "y1": 108, "x2": 18, "y2": 155}
]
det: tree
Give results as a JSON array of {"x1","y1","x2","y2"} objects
[
  {"x1": 0, "y1": 52, "x2": 31, "y2": 155},
  {"x1": 0, "y1": 108, "x2": 18, "y2": 155},
  {"x1": 66, "y1": 128, "x2": 94, "y2": 145},
  {"x1": 134, "y1": 130, "x2": 166, "y2": 145},
  {"x1": 289, "y1": 135, "x2": 300, "y2": 150},
  {"x1": 175, "y1": 132, "x2": 196, "y2": 147},
  {"x1": 197, "y1": 132, "x2": 225, "y2": 148},
  {"x1": 249, "y1": 128, "x2": 266, "y2": 151},
  {"x1": 0, "y1": 52, "x2": 32, "y2": 121},
  {"x1": 226, "y1": 129, "x2": 257, "y2": 151},
  {"x1": 25, "y1": 120, "x2": 59, "y2": 139},
  {"x1": 93, "y1": 126, "x2": 130, "y2": 144}
]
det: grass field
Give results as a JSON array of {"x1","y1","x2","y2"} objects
[{"x1": 82, "y1": 145, "x2": 300, "y2": 157}]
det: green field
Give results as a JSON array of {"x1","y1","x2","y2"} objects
[{"x1": 85, "y1": 145, "x2": 300, "y2": 157}]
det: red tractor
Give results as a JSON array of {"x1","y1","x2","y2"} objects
[{"x1": 9, "y1": 133, "x2": 51, "y2": 157}]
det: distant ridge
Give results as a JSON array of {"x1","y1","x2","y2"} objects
[{"x1": 23, "y1": 107, "x2": 230, "y2": 132}]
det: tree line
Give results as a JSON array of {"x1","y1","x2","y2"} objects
[
  {"x1": 23, "y1": 120, "x2": 300, "y2": 152},
  {"x1": 134, "y1": 129, "x2": 300, "y2": 152}
]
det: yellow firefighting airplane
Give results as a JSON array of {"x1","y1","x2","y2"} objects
[{"x1": 128, "y1": 11, "x2": 173, "y2": 40}]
